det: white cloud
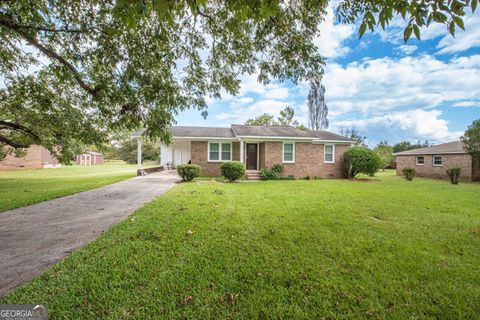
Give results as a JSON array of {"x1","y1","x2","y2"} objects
[
  {"x1": 334, "y1": 109, "x2": 462, "y2": 143},
  {"x1": 214, "y1": 99, "x2": 292, "y2": 123},
  {"x1": 452, "y1": 100, "x2": 479, "y2": 108},
  {"x1": 314, "y1": 2, "x2": 355, "y2": 58},
  {"x1": 397, "y1": 45, "x2": 418, "y2": 55},
  {"x1": 262, "y1": 85, "x2": 289, "y2": 99},
  {"x1": 234, "y1": 97, "x2": 254, "y2": 105},
  {"x1": 238, "y1": 73, "x2": 266, "y2": 95},
  {"x1": 322, "y1": 54, "x2": 480, "y2": 116},
  {"x1": 377, "y1": 11, "x2": 480, "y2": 55},
  {"x1": 435, "y1": 14, "x2": 480, "y2": 54},
  {"x1": 210, "y1": 54, "x2": 479, "y2": 142},
  {"x1": 308, "y1": 54, "x2": 480, "y2": 143}
]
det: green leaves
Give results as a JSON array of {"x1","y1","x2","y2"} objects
[
  {"x1": 404, "y1": 25, "x2": 413, "y2": 42},
  {"x1": 359, "y1": 22, "x2": 367, "y2": 38},
  {"x1": 453, "y1": 16, "x2": 465, "y2": 30},
  {"x1": 472, "y1": 0, "x2": 478, "y2": 13},
  {"x1": 336, "y1": 0, "x2": 471, "y2": 42},
  {"x1": 432, "y1": 11, "x2": 448, "y2": 23}
]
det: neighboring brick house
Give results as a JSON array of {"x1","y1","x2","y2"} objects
[
  {"x1": 395, "y1": 141, "x2": 480, "y2": 182},
  {"x1": 0, "y1": 145, "x2": 61, "y2": 170},
  {"x1": 134, "y1": 125, "x2": 353, "y2": 178},
  {"x1": 76, "y1": 151, "x2": 104, "y2": 165}
]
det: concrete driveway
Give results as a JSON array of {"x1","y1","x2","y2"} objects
[{"x1": 0, "y1": 170, "x2": 180, "y2": 297}]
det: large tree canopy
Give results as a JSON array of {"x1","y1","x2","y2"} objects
[
  {"x1": 0, "y1": 0, "x2": 476, "y2": 162},
  {"x1": 461, "y1": 119, "x2": 480, "y2": 160}
]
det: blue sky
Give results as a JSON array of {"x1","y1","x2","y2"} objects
[{"x1": 177, "y1": 4, "x2": 480, "y2": 147}]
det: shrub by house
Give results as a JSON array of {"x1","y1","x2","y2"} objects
[
  {"x1": 220, "y1": 161, "x2": 245, "y2": 182},
  {"x1": 402, "y1": 167, "x2": 416, "y2": 181},
  {"x1": 177, "y1": 164, "x2": 200, "y2": 181},
  {"x1": 343, "y1": 147, "x2": 381, "y2": 178},
  {"x1": 446, "y1": 166, "x2": 462, "y2": 184}
]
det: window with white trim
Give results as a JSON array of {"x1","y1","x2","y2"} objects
[
  {"x1": 324, "y1": 144, "x2": 335, "y2": 163},
  {"x1": 208, "y1": 142, "x2": 232, "y2": 162},
  {"x1": 433, "y1": 155, "x2": 443, "y2": 166},
  {"x1": 221, "y1": 143, "x2": 231, "y2": 160},
  {"x1": 283, "y1": 142, "x2": 295, "y2": 163},
  {"x1": 416, "y1": 156, "x2": 424, "y2": 165}
]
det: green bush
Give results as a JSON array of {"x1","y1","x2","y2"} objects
[
  {"x1": 277, "y1": 175, "x2": 295, "y2": 180},
  {"x1": 402, "y1": 167, "x2": 416, "y2": 181},
  {"x1": 343, "y1": 147, "x2": 382, "y2": 178},
  {"x1": 176, "y1": 164, "x2": 200, "y2": 181},
  {"x1": 260, "y1": 163, "x2": 285, "y2": 180},
  {"x1": 220, "y1": 161, "x2": 245, "y2": 182},
  {"x1": 260, "y1": 168, "x2": 278, "y2": 180},
  {"x1": 446, "y1": 166, "x2": 462, "y2": 184},
  {"x1": 271, "y1": 163, "x2": 284, "y2": 174}
]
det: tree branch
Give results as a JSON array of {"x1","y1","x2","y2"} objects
[
  {"x1": 0, "y1": 16, "x2": 91, "y2": 34},
  {"x1": 0, "y1": 17, "x2": 101, "y2": 96},
  {"x1": 0, "y1": 135, "x2": 30, "y2": 149},
  {"x1": 0, "y1": 120, "x2": 39, "y2": 140}
]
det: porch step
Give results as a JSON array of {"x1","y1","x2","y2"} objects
[{"x1": 246, "y1": 170, "x2": 262, "y2": 180}]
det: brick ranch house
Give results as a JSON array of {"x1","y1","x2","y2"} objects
[
  {"x1": 134, "y1": 125, "x2": 354, "y2": 178},
  {"x1": 395, "y1": 141, "x2": 480, "y2": 182},
  {"x1": 0, "y1": 145, "x2": 61, "y2": 170}
]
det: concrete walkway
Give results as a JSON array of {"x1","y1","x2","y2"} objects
[{"x1": 0, "y1": 170, "x2": 180, "y2": 297}]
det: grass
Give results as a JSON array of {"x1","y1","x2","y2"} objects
[
  {"x1": 2, "y1": 171, "x2": 480, "y2": 319},
  {"x1": 0, "y1": 161, "x2": 144, "y2": 212}
]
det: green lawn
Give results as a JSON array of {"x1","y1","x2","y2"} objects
[
  {"x1": 0, "y1": 162, "x2": 140, "y2": 212},
  {"x1": 2, "y1": 171, "x2": 480, "y2": 318}
]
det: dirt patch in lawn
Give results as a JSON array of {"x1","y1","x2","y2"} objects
[{"x1": 349, "y1": 178, "x2": 381, "y2": 182}]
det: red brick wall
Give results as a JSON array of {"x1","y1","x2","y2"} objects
[
  {"x1": 263, "y1": 141, "x2": 349, "y2": 178},
  {"x1": 396, "y1": 154, "x2": 473, "y2": 181},
  {"x1": 0, "y1": 145, "x2": 44, "y2": 170},
  {"x1": 191, "y1": 141, "x2": 240, "y2": 176}
]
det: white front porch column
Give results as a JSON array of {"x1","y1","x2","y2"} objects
[
  {"x1": 239, "y1": 139, "x2": 244, "y2": 163},
  {"x1": 137, "y1": 137, "x2": 142, "y2": 169},
  {"x1": 159, "y1": 143, "x2": 162, "y2": 164}
]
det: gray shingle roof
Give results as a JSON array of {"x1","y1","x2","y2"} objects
[
  {"x1": 132, "y1": 125, "x2": 353, "y2": 141},
  {"x1": 394, "y1": 141, "x2": 467, "y2": 155},
  {"x1": 231, "y1": 125, "x2": 315, "y2": 138},
  {"x1": 231, "y1": 125, "x2": 352, "y2": 141},
  {"x1": 172, "y1": 126, "x2": 235, "y2": 138},
  {"x1": 304, "y1": 129, "x2": 354, "y2": 141}
]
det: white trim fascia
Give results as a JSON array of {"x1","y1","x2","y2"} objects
[
  {"x1": 312, "y1": 140, "x2": 354, "y2": 144},
  {"x1": 324, "y1": 144, "x2": 335, "y2": 163},
  {"x1": 172, "y1": 136, "x2": 353, "y2": 144},
  {"x1": 174, "y1": 137, "x2": 237, "y2": 141},
  {"x1": 282, "y1": 141, "x2": 295, "y2": 163},
  {"x1": 236, "y1": 135, "x2": 315, "y2": 141},
  {"x1": 231, "y1": 125, "x2": 239, "y2": 137},
  {"x1": 208, "y1": 141, "x2": 233, "y2": 162},
  {"x1": 394, "y1": 151, "x2": 467, "y2": 156}
]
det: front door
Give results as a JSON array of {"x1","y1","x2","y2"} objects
[{"x1": 246, "y1": 143, "x2": 257, "y2": 170}]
